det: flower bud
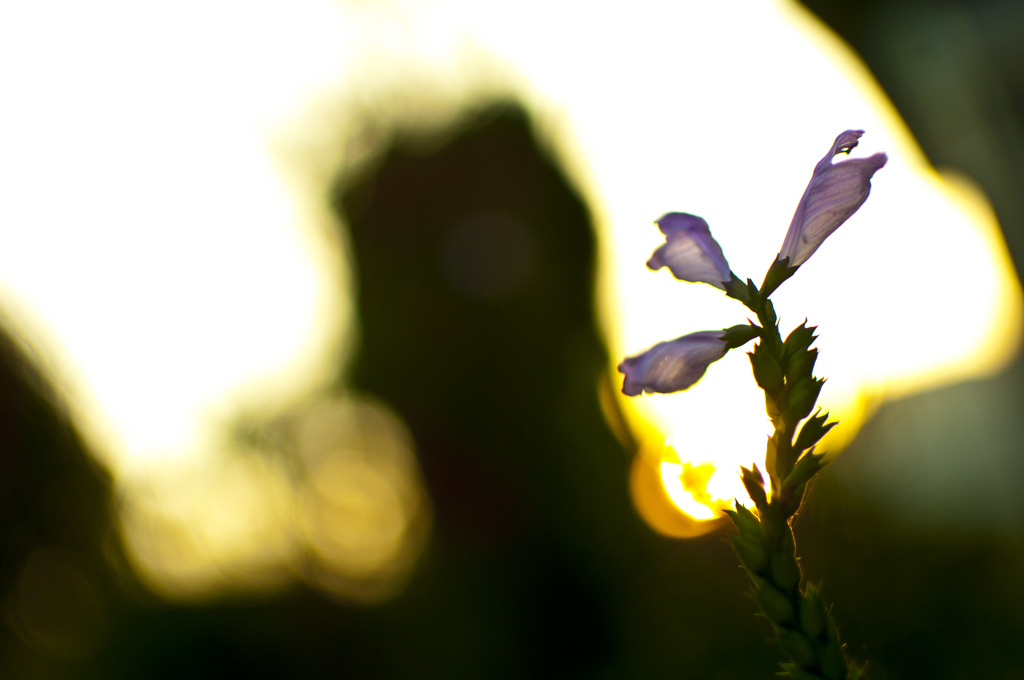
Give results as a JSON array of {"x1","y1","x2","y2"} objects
[
  {"x1": 740, "y1": 464, "x2": 768, "y2": 509},
  {"x1": 784, "y1": 322, "x2": 818, "y2": 355},
  {"x1": 799, "y1": 584, "x2": 828, "y2": 640},
  {"x1": 749, "y1": 345, "x2": 786, "y2": 395},
  {"x1": 786, "y1": 347, "x2": 818, "y2": 383},
  {"x1": 778, "y1": 628, "x2": 817, "y2": 669},
  {"x1": 783, "y1": 451, "x2": 827, "y2": 493},
  {"x1": 784, "y1": 377, "x2": 825, "y2": 423},
  {"x1": 793, "y1": 411, "x2": 836, "y2": 452},
  {"x1": 731, "y1": 534, "x2": 769, "y2": 576},
  {"x1": 726, "y1": 502, "x2": 762, "y2": 538},
  {"x1": 770, "y1": 543, "x2": 801, "y2": 592},
  {"x1": 721, "y1": 323, "x2": 761, "y2": 350},
  {"x1": 755, "y1": 581, "x2": 796, "y2": 625},
  {"x1": 817, "y1": 634, "x2": 848, "y2": 680}
]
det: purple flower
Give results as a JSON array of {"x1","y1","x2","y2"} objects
[
  {"x1": 777, "y1": 130, "x2": 888, "y2": 268},
  {"x1": 647, "y1": 213, "x2": 731, "y2": 290},
  {"x1": 618, "y1": 330, "x2": 729, "y2": 396}
]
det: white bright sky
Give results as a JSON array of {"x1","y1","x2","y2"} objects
[{"x1": 0, "y1": 0, "x2": 1019, "y2": 535}]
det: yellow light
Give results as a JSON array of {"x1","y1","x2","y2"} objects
[
  {"x1": 295, "y1": 397, "x2": 432, "y2": 605},
  {"x1": 660, "y1": 463, "x2": 718, "y2": 522},
  {"x1": 119, "y1": 453, "x2": 298, "y2": 600},
  {"x1": 116, "y1": 396, "x2": 431, "y2": 604}
]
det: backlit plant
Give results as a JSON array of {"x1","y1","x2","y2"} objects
[{"x1": 619, "y1": 130, "x2": 886, "y2": 679}]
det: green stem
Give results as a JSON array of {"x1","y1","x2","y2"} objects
[
  {"x1": 728, "y1": 504, "x2": 860, "y2": 679},
  {"x1": 726, "y1": 278, "x2": 861, "y2": 678}
]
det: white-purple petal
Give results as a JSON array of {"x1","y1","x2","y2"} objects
[
  {"x1": 618, "y1": 330, "x2": 729, "y2": 396},
  {"x1": 647, "y1": 213, "x2": 731, "y2": 290},
  {"x1": 778, "y1": 130, "x2": 887, "y2": 268}
]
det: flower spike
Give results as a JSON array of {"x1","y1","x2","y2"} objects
[
  {"x1": 618, "y1": 330, "x2": 729, "y2": 396},
  {"x1": 616, "y1": 129, "x2": 884, "y2": 679},
  {"x1": 647, "y1": 213, "x2": 732, "y2": 290},
  {"x1": 777, "y1": 130, "x2": 887, "y2": 268}
]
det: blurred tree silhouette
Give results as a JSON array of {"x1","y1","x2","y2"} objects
[
  {"x1": 0, "y1": 324, "x2": 117, "y2": 674},
  {"x1": 330, "y1": 102, "x2": 772, "y2": 678},
  {"x1": 336, "y1": 101, "x2": 632, "y2": 676}
]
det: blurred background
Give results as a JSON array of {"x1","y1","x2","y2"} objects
[{"x1": 1, "y1": 1, "x2": 1023, "y2": 678}]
